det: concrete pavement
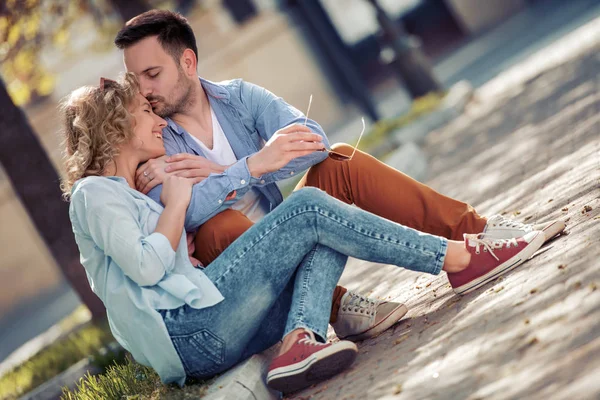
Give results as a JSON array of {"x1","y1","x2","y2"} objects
[{"x1": 286, "y1": 15, "x2": 600, "y2": 400}]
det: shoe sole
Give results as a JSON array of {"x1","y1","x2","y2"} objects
[
  {"x1": 341, "y1": 304, "x2": 408, "y2": 342},
  {"x1": 453, "y1": 232, "x2": 545, "y2": 295},
  {"x1": 266, "y1": 342, "x2": 357, "y2": 394},
  {"x1": 540, "y1": 221, "x2": 566, "y2": 242}
]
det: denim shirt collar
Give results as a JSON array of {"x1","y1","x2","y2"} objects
[{"x1": 165, "y1": 77, "x2": 229, "y2": 136}]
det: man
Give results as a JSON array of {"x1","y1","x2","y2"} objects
[{"x1": 114, "y1": 10, "x2": 565, "y2": 343}]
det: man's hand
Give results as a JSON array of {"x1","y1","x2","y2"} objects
[
  {"x1": 247, "y1": 124, "x2": 324, "y2": 177},
  {"x1": 165, "y1": 153, "x2": 227, "y2": 180},
  {"x1": 186, "y1": 232, "x2": 203, "y2": 268},
  {"x1": 136, "y1": 154, "x2": 225, "y2": 194}
]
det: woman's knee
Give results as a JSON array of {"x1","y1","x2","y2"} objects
[{"x1": 288, "y1": 187, "x2": 329, "y2": 206}]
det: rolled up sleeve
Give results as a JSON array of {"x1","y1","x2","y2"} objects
[
  {"x1": 72, "y1": 187, "x2": 177, "y2": 287},
  {"x1": 240, "y1": 80, "x2": 330, "y2": 184}
]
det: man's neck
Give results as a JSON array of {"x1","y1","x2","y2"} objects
[{"x1": 171, "y1": 83, "x2": 212, "y2": 137}]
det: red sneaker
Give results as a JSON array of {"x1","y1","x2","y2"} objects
[
  {"x1": 448, "y1": 231, "x2": 545, "y2": 295},
  {"x1": 266, "y1": 331, "x2": 357, "y2": 394}
]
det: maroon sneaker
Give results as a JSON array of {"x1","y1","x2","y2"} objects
[
  {"x1": 448, "y1": 231, "x2": 545, "y2": 295},
  {"x1": 266, "y1": 331, "x2": 358, "y2": 394}
]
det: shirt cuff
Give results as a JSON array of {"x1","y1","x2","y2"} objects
[
  {"x1": 143, "y1": 232, "x2": 176, "y2": 273},
  {"x1": 225, "y1": 156, "x2": 264, "y2": 187}
]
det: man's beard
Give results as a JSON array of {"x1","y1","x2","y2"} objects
[{"x1": 150, "y1": 74, "x2": 195, "y2": 118}]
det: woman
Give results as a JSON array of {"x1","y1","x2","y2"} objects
[{"x1": 62, "y1": 74, "x2": 544, "y2": 394}]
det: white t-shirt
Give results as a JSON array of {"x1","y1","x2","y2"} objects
[{"x1": 188, "y1": 108, "x2": 268, "y2": 223}]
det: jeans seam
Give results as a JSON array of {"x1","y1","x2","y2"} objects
[
  {"x1": 314, "y1": 208, "x2": 440, "y2": 256},
  {"x1": 432, "y1": 239, "x2": 448, "y2": 275},
  {"x1": 293, "y1": 246, "x2": 318, "y2": 329}
]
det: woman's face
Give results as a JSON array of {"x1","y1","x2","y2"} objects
[{"x1": 130, "y1": 92, "x2": 167, "y2": 160}]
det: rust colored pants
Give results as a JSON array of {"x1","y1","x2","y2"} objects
[{"x1": 194, "y1": 144, "x2": 487, "y2": 323}]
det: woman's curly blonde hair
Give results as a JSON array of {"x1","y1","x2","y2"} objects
[{"x1": 60, "y1": 73, "x2": 140, "y2": 199}]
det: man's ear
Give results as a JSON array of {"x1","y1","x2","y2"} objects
[{"x1": 181, "y1": 49, "x2": 197, "y2": 76}]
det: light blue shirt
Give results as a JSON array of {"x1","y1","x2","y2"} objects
[
  {"x1": 69, "y1": 176, "x2": 224, "y2": 386},
  {"x1": 146, "y1": 78, "x2": 330, "y2": 231}
]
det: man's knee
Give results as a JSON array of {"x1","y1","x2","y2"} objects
[{"x1": 330, "y1": 143, "x2": 354, "y2": 156}]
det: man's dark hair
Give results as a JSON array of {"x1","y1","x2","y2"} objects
[{"x1": 114, "y1": 10, "x2": 198, "y2": 64}]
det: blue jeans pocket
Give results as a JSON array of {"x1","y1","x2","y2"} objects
[{"x1": 171, "y1": 329, "x2": 226, "y2": 377}]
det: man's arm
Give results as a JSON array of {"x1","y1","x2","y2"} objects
[
  {"x1": 146, "y1": 156, "x2": 256, "y2": 231},
  {"x1": 240, "y1": 81, "x2": 329, "y2": 185}
]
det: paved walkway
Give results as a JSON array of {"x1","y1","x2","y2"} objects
[{"x1": 286, "y1": 21, "x2": 600, "y2": 400}]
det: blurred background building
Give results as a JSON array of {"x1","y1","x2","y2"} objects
[{"x1": 1, "y1": 0, "x2": 599, "y2": 365}]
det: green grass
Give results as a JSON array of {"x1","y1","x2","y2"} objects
[
  {"x1": 61, "y1": 358, "x2": 213, "y2": 400},
  {"x1": 357, "y1": 92, "x2": 445, "y2": 152},
  {"x1": 0, "y1": 307, "x2": 116, "y2": 400}
]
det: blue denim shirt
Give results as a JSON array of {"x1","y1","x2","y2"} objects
[
  {"x1": 146, "y1": 78, "x2": 329, "y2": 231},
  {"x1": 69, "y1": 176, "x2": 224, "y2": 386}
]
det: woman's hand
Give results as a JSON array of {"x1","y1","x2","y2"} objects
[
  {"x1": 135, "y1": 156, "x2": 169, "y2": 194},
  {"x1": 160, "y1": 176, "x2": 194, "y2": 209}
]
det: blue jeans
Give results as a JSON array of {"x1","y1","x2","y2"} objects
[{"x1": 159, "y1": 187, "x2": 447, "y2": 379}]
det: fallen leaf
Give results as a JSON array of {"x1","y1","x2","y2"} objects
[
  {"x1": 558, "y1": 264, "x2": 566, "y2": 269},
  {"x1": 530, "y1": 288, "x2": 538, "y2": 294},
  {"x1": 494, "y1": 286, "x2": 505, "y2": 293},
  {"x1": 395, "y1": 336, "x2": 409, "y2": 345},
  {"x1": 514, "y1": 211, "x2": 522, "y2": 216},
  {"x1": 393, "y1": 384, "x2": 403, "y2": 394},
  {"x1": 548, "y1": 199, "x2": 553, "y2": 203},
  {"x1": 562, "y1": 207, "x2": 569, "y2": 211},
  {"x1": 524, "y1": 319, "x2": 530, "y2": 324},
  {"x1": 574, "y1": 281, "x2": 582, "y2": 289},
  {"x1": 590, "y1": 283, "x2": 597, "y2": 291},
  {"x1": 565, "y1": 217, "x2": 571, "y2": 222},
  {"x1": 524, "y1": 215, "x2": 533, "y2": 221},
  {"x1": 426, "y1": 282, "x2": 432, "y2": 288},
  {"x1": 583, "y1": 205, "x2": 593, "y2": 212}
]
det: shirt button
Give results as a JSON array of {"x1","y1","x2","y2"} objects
[
  {"x1": 218, "y1": 200, "x2": 223, "y2": 204},
  {"x1": 260, "y1": 180, "x2": 265, "y2": 184},
  {"x1": 290, "y1": 171, "x2": 295, "y2": 175},
  {"x1": 240, "y1": 179, "x2": 246, "y2": 184}
]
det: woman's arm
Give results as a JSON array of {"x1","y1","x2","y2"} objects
[{"x1": 156, "y1": 176, "x2": 193, "y2": 250}]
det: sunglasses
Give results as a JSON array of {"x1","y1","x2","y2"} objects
[
  {"x1": 304, "y1": 95, "x2": 365, "y2": 162},
  {"x1": 99, "y1": 77, "x2": 118, "y2": 91}
]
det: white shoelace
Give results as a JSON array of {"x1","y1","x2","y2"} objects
[
  {"x1": 297, "y1": 331, "x2": 322, "y2": 346},
  {"x1": 489, "y1": 215, "x2": 533, "y2": 231},
  {"x1": 466, "y1": 233, "x2": 519, "y2": 261},
  {"x1": 342, "y1": 292, "x2": 378, "y2": 316}
]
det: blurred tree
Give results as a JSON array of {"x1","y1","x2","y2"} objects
[
  {"x1": 0, "y1": 77, "x2": 107, "y2": 320},
  {"x1": 0, "y1": 0, "x2": 150, "y2": 321}
]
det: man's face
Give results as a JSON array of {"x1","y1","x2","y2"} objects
[{"x1": 123, "y1": 36, "x2": 193, "y2": 118}]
